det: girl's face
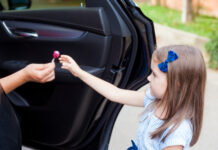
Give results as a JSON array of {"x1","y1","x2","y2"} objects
[{"x1": 147, "y1": 58, "x2": 167, "y2": 99}]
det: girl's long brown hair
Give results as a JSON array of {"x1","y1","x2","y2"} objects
[{"x1": 150, "y1": 45, "x2": 206, "y2": 146}]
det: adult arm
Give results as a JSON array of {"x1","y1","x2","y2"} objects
[{"x1": 0, "y1": 62, "x2": 55, "y2": 94}]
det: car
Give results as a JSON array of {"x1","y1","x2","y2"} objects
[{"x1": 0, "y1": 0, "x2": 156, "y2": 149}]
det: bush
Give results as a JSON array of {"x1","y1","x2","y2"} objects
[{"x1": 205, "y1": 34, "x2": 218, "y2": 69}]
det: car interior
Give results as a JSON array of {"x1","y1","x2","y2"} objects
[{"x1": 0, "y1": 0, "x2": 156, "y2": 149}]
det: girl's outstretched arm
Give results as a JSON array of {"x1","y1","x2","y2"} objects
[
  {"x1": 0, "y1": 62, "x2": 55, "y2": 94},
  {"x1": 59, "y1": 55, "x2": 145, "y2": 107}
]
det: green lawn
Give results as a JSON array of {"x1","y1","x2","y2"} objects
[{"x1": 139, "y1": 3, "x2": 218, "y2": 38}]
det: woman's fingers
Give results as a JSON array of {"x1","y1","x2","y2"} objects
[
  {"x1": 40, "y1": 62, "x2": 55, "y2": 73},
  {"x1": 41, "y1": 71, "x2": 55, "y2": 83},
  {"x1": 46, "y1": 75, "x2": 55, "y2": 82},
  {"x1": 32, "y1": 62, "x2": 55, "y2": 82},
  {"x1": 37, "y1": 66, "x2": 53, "y2": 78},
  {"x1": 38, "y1": 66, "x2": 55, "y2": 83},
  {"x1": 23, "y1": 61, "x2": 56, "y2": 83},
  {"x1": 31, "y1": 62, "x2": 54, "y2": 71},
  {"x1": 33, "y1": 64, "x2": 46, "y2": 70}
]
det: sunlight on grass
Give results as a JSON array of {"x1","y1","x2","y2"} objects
[{"x1": 139, "y1": 3, "x2": 218, "y2": 37}]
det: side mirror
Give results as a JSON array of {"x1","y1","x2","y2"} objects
[{"x1": 8, "y1": 0, "x2": 31, "y2": 10}]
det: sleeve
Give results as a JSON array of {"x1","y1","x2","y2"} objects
[
  {"x1": 160, "y1": 120, "x2": 193, "y2": 149},
  {"x1": 144, "y1": 89, "x2": 155, "y2": 108},
  {"x1": 0, "y1": 83, "x2": 22, "y2": 148}
]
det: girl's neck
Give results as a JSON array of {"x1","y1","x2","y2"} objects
[{"x1": 155, "y1": 101, "x2": 168, "y2": 120}]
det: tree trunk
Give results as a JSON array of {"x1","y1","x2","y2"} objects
[
  {"x1": 153, "y1": 0, "x2": 161, "y2": 5},
  {"x1": 155, "y1": 0, "x2": 161, "y2": 5},
  {"x1": 182, "y1": 0, "x2": 193, "y2": 23},
  {"x1": 148, "y1": 0, "x2": 161, "y2": 5}
]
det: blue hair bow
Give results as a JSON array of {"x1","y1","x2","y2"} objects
[
  {"x1": 127, "y1": 140, "x2": 138, "y2": 150},
  {"x1": 158, "y1": 50, "x2": 178, "y2": 72}
]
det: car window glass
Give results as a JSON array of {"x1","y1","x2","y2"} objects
[
  {"x1": 1, "y1": 0, "x2": 9, "y2": 10},
  {"x1": 0, "y1": 0, "x2": 86, "y2": 11}
]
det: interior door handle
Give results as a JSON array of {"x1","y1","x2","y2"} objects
[
  {"x1": 2, "y1": 21, "x2": 38, "y2": 38},
  {"x1": 12, "y1": 30, "x2": 38, "y2": 38}
]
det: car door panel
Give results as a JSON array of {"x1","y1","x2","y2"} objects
[
  {"x1": 0, "y1": 6, "x2": 115, "y2": 148},
  {"x1": 0, "y1": 24, "x2": 111, "y2": 68},
  {"x1": 0, "y1": 8, "x2": 110, "y2": 35}
]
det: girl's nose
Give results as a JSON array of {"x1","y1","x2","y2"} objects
[{"x1": 147, "y1": 74, "x2": 151, "y2": 82}]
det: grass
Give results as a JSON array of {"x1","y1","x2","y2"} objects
[{"x1": 139, "y1": 3, "x2": 218, "y2": 38}]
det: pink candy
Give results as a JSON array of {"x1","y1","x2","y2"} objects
[{"x1": 53, "y1": 50, "x2": 60, "y2": 59}]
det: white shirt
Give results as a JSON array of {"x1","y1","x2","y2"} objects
[{"x1": 134, "y1": 90, "x2": 193, "y2": 150}]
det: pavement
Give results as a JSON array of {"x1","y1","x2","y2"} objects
[
  {"x1": 109, "y1": 23, "x2": 218, "y2": 150},
  {"x1": 23, "y1": 24, "x2": 218, "y2": 150}
]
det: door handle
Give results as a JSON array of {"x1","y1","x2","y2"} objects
[
  {"x1": 12, "y1": 30, "x2": 38, "y2": 38},
  {"x1": 2, "y1": 21, "x2": 38, "y2": 38}
]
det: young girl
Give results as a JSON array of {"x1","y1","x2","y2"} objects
[{"x1": 59, "y1": 45, "x2": 206, "y2": 150}]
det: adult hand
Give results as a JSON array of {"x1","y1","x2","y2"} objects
[{"x1": 23, "y1": 62, "x2": 55, "y2": 83}]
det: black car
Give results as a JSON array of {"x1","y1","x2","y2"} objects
[{"x1": 0, "y1": 0, "x2": 156, "y2": 149}]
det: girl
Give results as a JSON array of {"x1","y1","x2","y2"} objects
[{"x1": 59, "y1": 45, "x2": 206, "y2": 150}]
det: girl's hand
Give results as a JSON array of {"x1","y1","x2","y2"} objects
[
  {"x1": 59, "y1": 55, "x2": 81, "y2": 77},
  {"x1": 23, "y1": 62, "x2": 55, "y2": 83}
]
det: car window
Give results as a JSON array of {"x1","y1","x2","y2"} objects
[{"x1": 0, "y1": 0, "x2": 86, "y2": 11}]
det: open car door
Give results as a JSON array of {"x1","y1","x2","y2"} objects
[{"x1": 0, "y1": 0, "x2": 156, "y2": 149}]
